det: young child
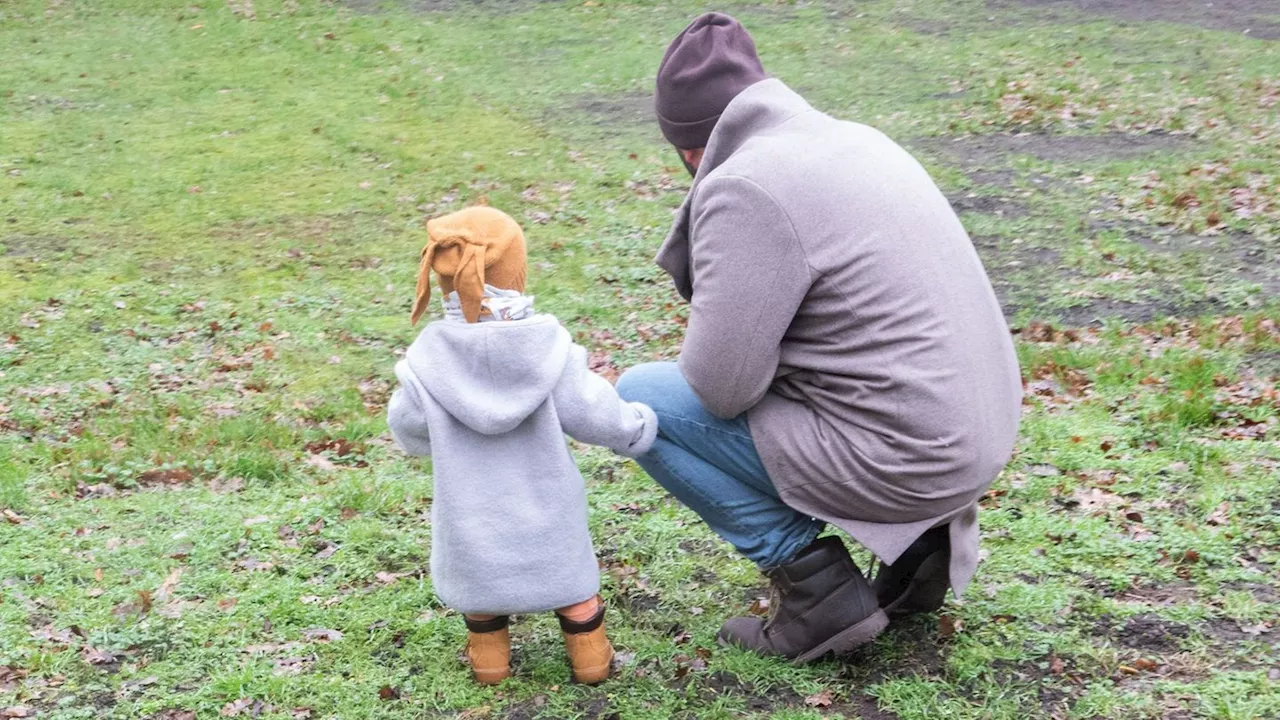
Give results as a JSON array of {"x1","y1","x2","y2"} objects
[{"x1": 386, "y1": 206, "x2": 658, "y2": 685}]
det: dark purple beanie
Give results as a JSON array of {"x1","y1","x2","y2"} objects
[{"x1": 655, "y1": 13, "x2": 767, "y2": 150}]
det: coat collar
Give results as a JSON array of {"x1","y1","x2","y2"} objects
[{"x1": 655, "y1": 79, "x2": 814, "y2": 300}]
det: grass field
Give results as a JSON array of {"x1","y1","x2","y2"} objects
[{"x1": 2, "y1": 0, "x2": 1279, "y2": 718}]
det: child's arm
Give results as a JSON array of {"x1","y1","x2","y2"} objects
[
  {"x1": 553, "y1": 344, "x2": 658, "y2": 458},
  {"x1": 386, "y1": 360, "x2": 432, "y2": 456}
]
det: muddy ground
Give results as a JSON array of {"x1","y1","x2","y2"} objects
[{"x1": 1000, "y1": 0, "x2": 1280, "y2": 40}]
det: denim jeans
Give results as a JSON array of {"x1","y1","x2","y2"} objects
[{"x1": 616, "y1": 362, "x2": 823, "y2": 568}]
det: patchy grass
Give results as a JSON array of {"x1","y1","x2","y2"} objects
[{"x1": 1, "y1": 0, "x2": 1278, "y2": 718}]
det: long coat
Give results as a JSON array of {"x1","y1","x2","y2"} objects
[{"x1": 656, "y1": 79, "x2": 1023, "y2": 593}]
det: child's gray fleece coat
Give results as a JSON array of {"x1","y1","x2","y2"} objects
[{"x1": 387, "y1": 314, "x2": 658, "y2": 615}]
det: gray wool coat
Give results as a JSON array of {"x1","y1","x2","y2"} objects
[
  {"x1": 387, "y1": 314, "x2": 658, "y2": 615},
  {"x1": 656, "y1": 79, "x2": 1023, "y2": 595}
]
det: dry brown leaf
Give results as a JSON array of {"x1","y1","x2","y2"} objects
[
  {"x1": 804, "y1": 690, "x2": 834, "y2": 708},
  {"x1": 156, "y1": 567, "x2": 183, "y2": 604},
  {"x1": 2, "y1": 707, "x2": 36, "y2": 718},
  {"x1": 938, "y1": 614, "x2": 964, "y2": 639},
  {"x1": 302, "y1": 628, "x2": 343, "y2": 643},
  {"x1": 82, "y1": 646, "x2": 116, "y2": 665}
]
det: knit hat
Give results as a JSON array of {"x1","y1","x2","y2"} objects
[
  {"x1": 654, "y1": 12, "x2": 767, "y2": 150},
  {"x1": 411, "y1": 206, "x2": 528, "y2": 325}
]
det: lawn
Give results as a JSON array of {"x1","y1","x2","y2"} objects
[{"x1": 1, "y1": 0, "x2": 1278, "y2": 718}]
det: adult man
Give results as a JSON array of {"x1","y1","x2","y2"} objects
[{"x1": 615, "y1": 13, "x2": 1023, "y2": 662}]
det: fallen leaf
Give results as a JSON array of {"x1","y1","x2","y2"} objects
[
  {"x1": 1180, "y1": 549, "x2": 1201, "y2": 564},
  {"x1": 2, "y1": 707, "x2": 36, "y2": 718},
  {"x1": 220, "y1": 698, "x2": 265, "y2": 717},
  {"x1": 154, "y1": 711, "x2": 196, "y2": 720},
  {"x1": 302, "y1": 628, "x2": 343, "y2": 643},
  {"x1": 155, "y1": 567, "x2": 182, "y2": 603},
  {"x1": 137, "y1": 468, "x2": 193, "y2": 486},
  {"x1": 242, "y1": 515, "x2": 271, "y2": 527},
  {"x1": 305, "y1": 454, "x2": 336, "y2": 472},
  {"x1": 82, "y1": 646, "x2": 116, "y2": 665},
  {"x1": 1132, "y1": 658, "x2": 1159, "y2": 671},
  {"x1": 1239, "y1": 622, "x2": 1272, "y2": 636},
  {"x1": 378, "y1": 685, "x2": 400, "y2": 701},
  {"x1": 747, "y1": 596, "x2": 770, "y2": 616},
  {"x1": 290, "y1": 709, "x2": 313, "y2": 720},
  {"x1": 804, "y1": 690, "x2": 834, "y2": 708},
  {"x1": 1, "y1": 509, "x2": 23, "y2": 524},
  {"x1": 374, "y1": 571, "x2": 408, "y2": 585},
  {"x1": 1205, "y1": 502, "x2": 1231, "y2": 526},
  {"x1": 938, "y1": 614, "x2": 964, "y2": 639},
  {"x1": 313, "y1": 542, "x2": 338, "y2": 560},
  {"x1": 1049, "y1": 655, "x2": 1066, "y2": 674}
]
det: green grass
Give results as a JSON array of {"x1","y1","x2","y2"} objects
[{"x1": 2, "y1": 0, "x2": 1279, "y2": 718}]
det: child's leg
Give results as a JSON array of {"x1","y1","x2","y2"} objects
[
  {"x1": 556, "y1": 597, "x2": 601, "y2": 623},
  {"x1": 558, "y1": 596, "x2": 613, "y2": 685}
]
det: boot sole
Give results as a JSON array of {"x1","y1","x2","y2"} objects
[
  {"x1": 882, "y1": 550, "x2": 949, "y2": 619},
  {"x1": 473, "y1": 668, "x2": 512, "y2": 685},
  {"x1": 793, "y1": 608, "x2": 889, "y2": 665}
]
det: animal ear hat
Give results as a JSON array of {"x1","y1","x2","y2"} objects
[{"x1": 410, "y1": 206, "x2": 528, "y2": 325}]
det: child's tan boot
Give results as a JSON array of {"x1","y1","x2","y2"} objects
[
  {"x1": 464, "y1": 615, "x2": 512, "y2": 685},
  {"x1": 559, "y1": 601, "x2": 614, "y2": 685}
]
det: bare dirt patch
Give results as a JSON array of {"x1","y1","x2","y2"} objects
[
  {"x1": 341, "y1": 0, "x2": 560, "y2": 13},
  {"x1": 916, "y1": 132, "x2": 1196, "y2": 175},
  {"x1": 702, "y1": 671, "x2": 901, "y2": 719},
  {"x1": 1, "y1": 235, "x2": 69, "y2": 257},
  {"x1": 997, "y1": 0, "x2": 1280, "y2": 40},
  {"x1": 949, "y1": 192, "x2": 1029, "y2": 218},
  {"x1": 1114, "y1": 615, "x2": 1192, "y2": 653},
  {"x1": 562, "y1": 92, "x2": 655, "y2": 129},
  {"x1": 1133, "y1": 231, "x2": 1280, "y2": 296}
]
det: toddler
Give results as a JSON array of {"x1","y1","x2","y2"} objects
[{"x1": 387, "y1": 206, "x2": 657, "y2": 685}]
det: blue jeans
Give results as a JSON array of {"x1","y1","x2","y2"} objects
[{"x1": 616, "y1": 362, "x2": 824, "y2": 569}]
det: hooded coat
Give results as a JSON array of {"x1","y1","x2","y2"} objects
[
  {"x1": 387, "y1": 314, "x2": 658, "y2": 615},
  {"x1": 656, "y1": 79, "x2": 1023, "y2": 594}
]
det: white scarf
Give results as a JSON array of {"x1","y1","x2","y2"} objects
[{"x1": 442, "y1": 285, "x2": 536, "y2": 323}]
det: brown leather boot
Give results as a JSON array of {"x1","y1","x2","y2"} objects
[
  {"x1": 718, "y1": 536, "x2": 888, "y2": 663},
  {"x1": 464, "y1": 615, "x2": 512, "y2": 685},
  {"x1": 559, "y1": 602, "x2": 614, "y2": 685},
  {"x1": 872, "y1": 525, "x2": 951, "y2": 618}
]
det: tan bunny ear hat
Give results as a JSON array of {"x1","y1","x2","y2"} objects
[{"x1": 411, "y1": 206, "x2": 528, "y2": 325}]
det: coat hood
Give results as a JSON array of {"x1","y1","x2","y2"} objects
[
  {"x1": 401, "y1": 315, "x2": 572, "y2": 435},
  {"x1": 656, "y1": 79, "x2": 814, "y2": 301}
]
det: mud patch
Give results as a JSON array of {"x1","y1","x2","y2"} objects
[
  {"x1": 949, "y1": 193, "x2": 1029, "y2": 218},
  {"x1": 1054, "y1": 298, "x2": 1195, "y2": 327},
  {"x1": 564, "y1": 92, "x2": 655, "y2": 129},
  {"x1": 1113, "y1": 614, "x2": 1192, "y2": 652},
  {"x1": 341, "y1": 0, "x2": 560, "y2": 13},
  {"x1": 702, "y1": 671, "x2": 900, "y2": 719},
  {"x1": 916, "y1": 131, "x2": 1195, "y2": 173},
  {"x1": 997, "y1": 0, "x2": 1280, "y2": 40},
  {"x1": 1133, "y1": 231, "x2": 1280, "y2": 296},
  {"x1": 1, "y1": 235, "x2": 69, "y2": 257}
]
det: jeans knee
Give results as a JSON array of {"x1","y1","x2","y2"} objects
[{"x1": 616, "y1": 362, "x2": 682, "y2": 409}]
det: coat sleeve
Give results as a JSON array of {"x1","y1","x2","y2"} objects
[
  {"x1": 680, "y1": 175, "x2": 813, "y2": 419},
  {"x1": 553, "y1": 344, "x2": 659, "y2": 458},
  {"x1": 386, "y1": 360, "x2": 432, "y2": 457}
]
